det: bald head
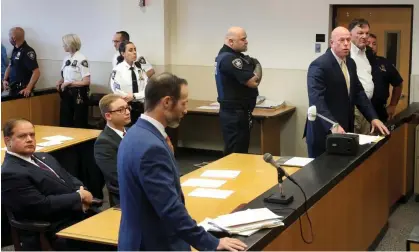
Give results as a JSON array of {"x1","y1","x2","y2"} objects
[
  {"x1": 9, "y1": 27, "x2": 25, "y2": 47},
  {"x1": 330, "y1": 26, "x2": 351, "y2": 59},
  {"x1": 224, "y1": 26, "x2": 248, "y2": 52}
]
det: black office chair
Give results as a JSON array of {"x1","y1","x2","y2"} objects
[
  {"x1": 88, "y1": 93, "x2": 107, "y2": 129},
  {"x1": 4, "y1": 207, "x2": 53, "y2": 251}
]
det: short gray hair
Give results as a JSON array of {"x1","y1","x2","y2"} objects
[{"x1": 62, "y1": 34, "x2": 81, "y2": 52}]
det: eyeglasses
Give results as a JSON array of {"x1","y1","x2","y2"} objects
[{"x1": 108, "y1": 106, "x2": 132, "y2": 114}]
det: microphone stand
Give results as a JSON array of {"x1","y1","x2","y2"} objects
[{"x1": 276, "y1": 168, "x2": 294, "y2": 204}]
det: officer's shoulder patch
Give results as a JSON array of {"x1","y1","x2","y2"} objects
[
  {"x1": 81, "y1": 60, "x2": 89, "y2": 68},
  {"x1": 71, "y1": 60, "x2": 78, "y2": 67},
  {"x1": 232, "y1": 58, "x2": 243, "y2": 69},
  {"x1": 138, "y1": 56, "x2": 146, "y2": 64},
  {"x1": 27, "y1": 51, "x2": 36, "y2": 60},
  {"x1": 113, "y1": 82, "x2": 121, "y2": 90},
  {"x1": 111, "y1": 70, "x2": 117, "y2": 80}
]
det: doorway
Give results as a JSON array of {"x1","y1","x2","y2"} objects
[{"x1": 332, "y1": 5, "x2": 413, "y2": 115}]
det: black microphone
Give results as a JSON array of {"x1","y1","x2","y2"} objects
[
  {"x1": 263, "y1": 153, "x2": 314, "y2": 243},
  {"x1": 263, "y1": 153, "x2": 294, "y2": 204}
]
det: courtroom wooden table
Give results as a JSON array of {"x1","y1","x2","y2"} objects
[
  {"x1": 57, "y1": 102, "x2": 419, "y2": 250},
  {"x1": 56, "y1": 153, "x2": 300, "y2": 246},
  {"x1": 1, "y1": 125, "x2": 101, "y2": 163},
  {"x1": 179, "y1": 99, "x2": 296, "y2": 156}
]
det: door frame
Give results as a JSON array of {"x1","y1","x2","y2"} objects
[{"x1": 331, "y1": 4, "x2": 414, "y2": 105}]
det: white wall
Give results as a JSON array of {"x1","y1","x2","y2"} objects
[
  {"x1": 1, "y1": 0, "x2": 167, "y2": 92},
  {"x1": 171, "y1": 0, "x2": 419, "y2": 74}
]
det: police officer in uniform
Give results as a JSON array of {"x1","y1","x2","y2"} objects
[
  {"x1": 111, "y1": 31, "x2": 155, "y2": 78},
  {"x1": 2, "y1": 27, "x2": 40, "y2": 97},
  {"x1": 56, "y1": 34, "x2": 91, "y2": 128},
  {"x1": 215, "y1": 27, "x2": 262, "y2": 156},
  {"x1": 368, "y1": 33, "x2": 403, "y2": 122},
  {"x1": 110, "y1": 41, "x2": 148, "y2": 125}
]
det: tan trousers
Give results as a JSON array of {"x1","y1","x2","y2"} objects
[{"x1": 354, "y1": 107, "x2": 371, "y2": 134}]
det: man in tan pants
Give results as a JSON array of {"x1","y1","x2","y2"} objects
[{"x1": 348, "y1": 18, "x2": 376, "y2": 134}]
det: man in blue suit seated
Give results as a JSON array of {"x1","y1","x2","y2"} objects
[
  {"x1": 304, "y1": 27, "x2": 389, "y2": 158},
  {"x1": 117, "y1": 72, "x2": 247, "y2": 251}
]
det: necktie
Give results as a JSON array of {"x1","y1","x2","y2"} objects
[
  {"x1": 341, "y1": 60, "x2": 350, "y2": 93},
  {"x1": 130, "y1": 67, "x2": 139, "y2": 93},
  {"x1": 32, "y1": 156, "x2": 60, "y2": 179},
  {"x1": 165, "y1": 136, "x2": 174, "y2": 154}
]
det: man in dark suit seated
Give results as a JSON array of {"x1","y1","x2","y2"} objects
[
  {"x1": 304, "y1": 26, "x2": 390, "y2": 158},
  {"x1": 1, "y1": 118, "x2": 98, "y2": 250},
  {"x1": 94, "y1": 94, "x2": 131, "y2": 205}
]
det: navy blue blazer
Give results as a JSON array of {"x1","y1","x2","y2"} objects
[
  {"x1": 117, "y1": 118, "x2": 219, "y2": 251},
  {"x1": 1, "y1": 152, "x2": 84, "y2": 232},
  {"x1": 304, "y1": 49, "x2": 378, "y2": 158}
]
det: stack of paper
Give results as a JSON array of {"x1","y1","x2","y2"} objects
[
  {"x1": 255, "y1": 99, "x2": 285, "y2": 109},
  {"x1": 188, "y1": 188, "x2": 234, "y2": 199},
  {"x1": 37, "y1": 140, "x2": 63, "y2": 147},
  {"x1": 346, "y1": 133, "x2": 384, "y2": 145},
  {"x1": 199, "y1": 208, "x2": 284, "y2": 236}
]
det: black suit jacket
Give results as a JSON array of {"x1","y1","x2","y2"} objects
[
  {"x1": 1, "y1": 152, "x2": 84, "y2": 231},
  {"x1": 94, "y1": 126, "x2": 122, "y2": 200},
  {"x1": 304, "y1": 49, "x2": 378, "y2": 158}
]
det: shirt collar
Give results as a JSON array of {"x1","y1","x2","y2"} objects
[
  {"x1": 122, "y1": 60, "x2": 135, "y2": 69},
  {"x1": 331, "y1": 48, "x2": 345, "y2": 65},
  {"x1": 140, "y1": 114, "x2": 167, "y2": 138},
  {"x1": 107, "y1": 124, "x2": 126, "y2": 138},
  {"x1": 351, "y1": 42, "x2": 365, "y2": 55},
  {"x1": 6, "y1": 150, "x2": 33, "y2": 163}
]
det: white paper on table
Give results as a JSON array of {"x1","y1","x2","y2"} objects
[
  {"x1": 2, "y1": 146, "x2": 44, "y2": 151},
  {"x1": 346, "y1": 133, "x2": 384, "y2": 145},
  {"x1": 197, "y1": 106, "x2": 219, "y2": 110},
  {"x1": 42, "y1": 135, "x2": 74, "y2": 142},
  {"x1": 200, "y1": 170, "x2": 241, "y2": 179},
  {"x1": 212, "y1": 208, "x2": 282, "y2": 228},
  {"x1": 181, "y1": 178, "x2": 226, "y2": 188},
  {"x1": 37, "y1": 140, "x2": 63, "y2": 147},
  {"x1": 188, "y1": 188, "x2": 234, "y2": 199},
  {"x1": 284, "y1": 157, "x2": 314, "y2": 167}
]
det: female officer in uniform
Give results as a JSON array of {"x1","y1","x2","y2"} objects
[
  {"x1": 56, "y1": 34, "x2": 91, "y2": 128},
  {"x1": 110, "y1": 40, "x2": 148, "y2": 125}
]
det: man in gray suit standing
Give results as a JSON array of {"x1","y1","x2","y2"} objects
[{"x1": 94, "y1": 94, "x2": 131, "y2": 206}]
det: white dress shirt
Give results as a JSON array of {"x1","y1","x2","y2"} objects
[
  {"x1": 110, "y1": 60, "x2": 148, "y2": 102},
  {"x1": 331, "y1": 48, "x2": 351, "y2": 85},
  {"x1": 61, "y1": 51, "x2": 91, "y2": 83},
  {"x1": 140, "y1": 114, "x2": 168, "y2": 138},
  {"x1": 350, "y1": 42, "x2": 374, "y2": 99},
  {"x1": 107, "y1": 124, "x2": 126, "y2": 138}
]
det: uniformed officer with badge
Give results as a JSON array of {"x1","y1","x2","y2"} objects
[
  {"x1": 215, "y1": 27, "x2": 262, "y2": 156},
  {"x1": 368, "y1": 33, "x2": 403, "y2": 122},
  {"x1": 111, "y1": 31, "x2": 155, "y2": 78},
  {"x1": 2, "y1": 27, "x2": 40, "y2": 97},
  {"x1": 110, "y1": 41, "x2": 149, "y2": 125},
  {"x1": 56, "y1": 34, "x2": 91, "y2": 128}
]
